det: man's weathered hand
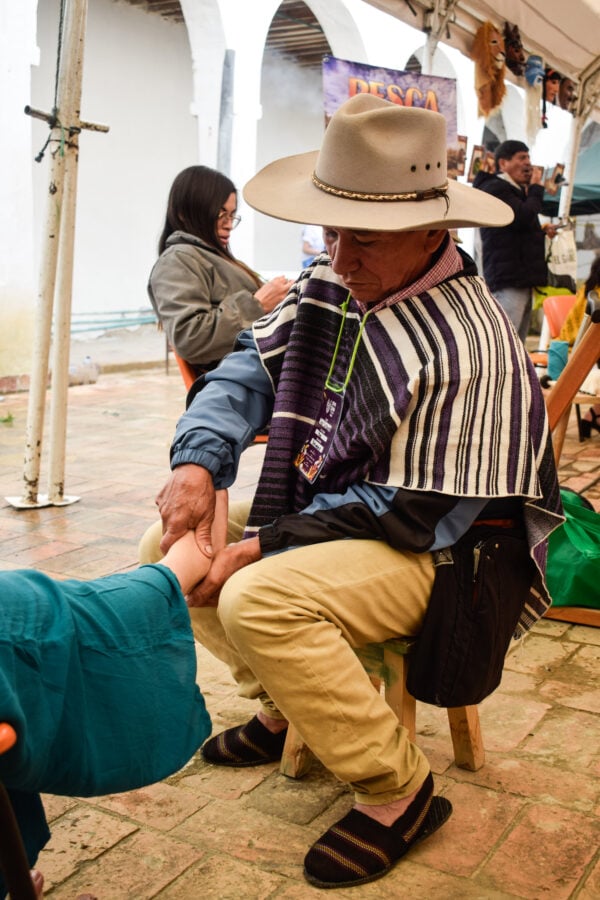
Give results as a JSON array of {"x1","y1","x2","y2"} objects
[
  {"x1": 186, "y1": 536, "x2": 262, "y2": 608},
  {"x1": 155, "y1": 464, "x2": 215, "y2": 556}
]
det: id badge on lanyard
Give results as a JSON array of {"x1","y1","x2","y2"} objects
[
  {"x1": 294, "y1": 387, "x2": 345, "y2": 484},
  {"x1": 294, "y1": 295, "x2": 371, "y2": 484}
]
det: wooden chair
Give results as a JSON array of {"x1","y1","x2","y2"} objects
[
  {"x1": 543, "y1": 299, "x2": 600, "y2": 628},
  {"x1": 0, "y1": 723, "x2": 38, "y2": 900},
  {"x1": 280, "y1": 638, "x2": 484, "y2": 779}
]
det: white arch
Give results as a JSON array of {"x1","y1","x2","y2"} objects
[{"x1": 178, "y1": 0, "x2": 227, "y2": 166}]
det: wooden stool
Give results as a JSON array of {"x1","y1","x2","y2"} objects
[{"x1": 280, "y1": 638, "x2": 485, "y2": 778}]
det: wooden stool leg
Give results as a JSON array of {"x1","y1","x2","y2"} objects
[
  {"x1": 280, "y1": 724, "x2": 313, "y2": 778},
  {"x1": 383, "y1": 647, "x2": 416, "y2": 742},
  {"x1": 447, "y1": 706, "x2": 485, "y2": 771}
]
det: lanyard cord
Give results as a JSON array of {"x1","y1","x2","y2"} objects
[{"x1": 325, "y1": 292, "x2": 372, "y2": 394}]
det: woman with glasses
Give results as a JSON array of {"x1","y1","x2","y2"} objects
[{"x1": 149, "y1": 165, "x2": 293, "y2": 376}]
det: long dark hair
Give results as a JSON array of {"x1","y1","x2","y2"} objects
[{"x1": 157, "y1": 165, "x2": 261, "y2": 287}]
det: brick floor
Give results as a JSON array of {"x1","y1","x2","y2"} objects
[{"x1": 1, "y1": 367, "x2": 599, "y2": 899}]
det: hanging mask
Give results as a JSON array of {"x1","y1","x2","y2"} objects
[
  {"x1": 525, "y1": 56, "x2": 544, "y2": 144},
  {"x1": 544, "y1": 67, "x2": 561, "y2": 104},
  {"x1": 503, "y1": 23, "x2": 526, "y2": 77},
  {"x1": 558, "y1": 77, "x2": 578, "y2": 113},
  {"x1": 524, "y1": 55, "x2": 544, "y2": 87},
  {"x1": 471, "y1": 21, "x2": 507, "y2": 117}
]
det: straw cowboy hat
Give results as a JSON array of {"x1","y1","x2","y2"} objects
[{"x1": 244, "y1": 94, "x2": 513, "y2": 231}]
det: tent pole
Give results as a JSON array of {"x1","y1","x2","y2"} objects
[
  {"x1": 46, "y1": 0, "x2": 87, "y2": 506},
  {"x1": 558, "y1": 114, "x2": 583, "y2": 220}
]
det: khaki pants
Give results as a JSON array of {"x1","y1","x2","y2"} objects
[{"x1": 139, "y1": 501, "x2": 434, "y2": 803}]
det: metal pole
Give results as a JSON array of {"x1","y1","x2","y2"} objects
[
  {"x1": 6, "y1": 0, "x2": 107, "y2": 509},
  {"x1": 6, "y1": 133, "x2": 67, "y2": 508},
  {"x1": 47, "y1": 1, "x2": 87, "y2": 506},
  {"x1": 557, "y1": 114, "x2": 582, "y2": 220}
]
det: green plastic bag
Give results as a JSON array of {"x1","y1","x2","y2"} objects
[{"x1": 546, "y1": 489, "x2": 600, "y2": 608}]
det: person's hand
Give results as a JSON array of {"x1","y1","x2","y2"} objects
[
  {"x1": 530, "y1": 165, "x2": 544, "y2": 186},
  {"x1": 543, "y1": 222, "x2": 559, "y2": 239},
  {"x1": 155, "y1": 464, "x2": 215, "y2": 556},
  {"x1": 186, "y1": 536, "x2": 262, "y2": 607},
  {"x1": 255, "y1": 276, "x2": 294, "y2": 313}
]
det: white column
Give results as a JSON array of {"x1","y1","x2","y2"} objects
[
  {"x1": 214, "y1": 0, "x2": 281, "y2": 266},
  {"x1": 0, "y1": 0, "x2": 37, "y2": 384},
  {"x1": 179, "y1": 0, "x2": 226, "y2": 167}
]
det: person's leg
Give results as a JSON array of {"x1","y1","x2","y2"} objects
[
  {"x1": 581, "y1": 402, "x2": 600, "y2": 437},
  {"x1": 493, "y1": 286, "x2": 532, "y2": 342},
  {"x1": 215, "y1": 539, "x2": 450, "y2": 887},
  {"x1": 217, "y1": 538, "x2": 434, "y2": 803}
]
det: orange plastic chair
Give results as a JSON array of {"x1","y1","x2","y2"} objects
[
  {"x1": 171, "y1": 346, "x2": 269, "y2": 445},
  {"x1": 532, "y1": 294, "x2": 578, "y2": 364},
  {"x1": 0, "y1": 723, "x2": 38, "y2": 899},
  {"x1": 543, "y1": 293, "x2": 577, "y2": 340},
  {"x1": 172, "y1": 349, "x2": 197, "y2": 391}
]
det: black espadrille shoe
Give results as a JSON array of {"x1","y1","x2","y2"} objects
[
  {"x1": 201, "y1": 715, "x2": 288, "y2": 767},
  {"x1": 303, "y1": 772, "x2": 451, "y2": 888}
]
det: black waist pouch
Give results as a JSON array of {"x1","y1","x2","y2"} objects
[{"x1": 406, "y1": 524, "x2": 536, "y2": 707}]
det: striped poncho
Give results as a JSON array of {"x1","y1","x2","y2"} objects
[{"x1": 247, "y1": 258, "x2": 563, "y2": 630}]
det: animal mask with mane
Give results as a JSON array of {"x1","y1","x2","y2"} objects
[{"x1": 471, "y1": 21, "x2": 507, "y2": 117}]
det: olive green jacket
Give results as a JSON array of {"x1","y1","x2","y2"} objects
[{"x1": 148, "y1": 231, "x2": 263, "y2": 368}]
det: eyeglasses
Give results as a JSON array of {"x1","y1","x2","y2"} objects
[{"x1": 217, "y1": 211, "x2": 241, "y2": 229}]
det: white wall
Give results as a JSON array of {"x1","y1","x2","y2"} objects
[
  {"x1": 0, "y1": 0, "x2": 37, "y2": 380},
  {"x1": 31, "y1": 0, "x2": 197, "y2": 315}
]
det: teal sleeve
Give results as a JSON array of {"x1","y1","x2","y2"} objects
[{"x1": 0, "y1": 566, "x2": 211, "y2": 797}]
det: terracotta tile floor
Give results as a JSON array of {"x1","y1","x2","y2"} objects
[{"x1": 1, "y1": 368, "x2": 599, "y2": 899}]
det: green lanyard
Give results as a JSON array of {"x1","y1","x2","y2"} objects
[{"x1": 325, "y1": 293, "x2": 372, "y2": 394}]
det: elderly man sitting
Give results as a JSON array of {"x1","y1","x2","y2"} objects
[{"x1": 140, "y1": 94, "x2": 562, "y2": 889}]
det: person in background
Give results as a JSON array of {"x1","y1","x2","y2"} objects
[
  {"x1": 473, "y1": 140, "x2": 558, "y2": 342},
  {"x1": 301, "y1": 223, "x2": 326, "y2": 267},
  {"x1": 148, "y1": 165, "x2": 293, "y2": 377},
  {"x1": 140, "y1": 96, "x2": 562, "y2": 889}
]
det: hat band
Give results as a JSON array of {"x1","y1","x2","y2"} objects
[{"x1": 312, "y1": 172, "x2": 449, "y2": 203}]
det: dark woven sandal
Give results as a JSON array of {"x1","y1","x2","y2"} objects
[
  {"x1": 303, "y1": 772, "x2": 452, "y2": 889},
  {"x1": 201, "y1": 715, "x2": 288, "y2": 767}
]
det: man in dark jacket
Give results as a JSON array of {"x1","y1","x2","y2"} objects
[{"x1": 473, "y1": 140, "x2": 557, "y2": 342}]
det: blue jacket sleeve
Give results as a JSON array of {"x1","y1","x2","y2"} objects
[{"x1": 170, "y1": 330, "x2": 275, "y2": 489}]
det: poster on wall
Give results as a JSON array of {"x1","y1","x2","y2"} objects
[{"x1": 322, "y1": 57, "x2": 462, "y2": 177}]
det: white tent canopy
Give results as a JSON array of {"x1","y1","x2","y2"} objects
[
  {"x1": 365, "y1": 0, "x2": 600, "y2": 111},
  {"x1": 364, "y1": 0, "x2": 600, "y2": 213}
]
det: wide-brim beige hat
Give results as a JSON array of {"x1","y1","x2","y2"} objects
[{"x1": 244, "y1": 94, "x2": 513, "y2": 231}]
